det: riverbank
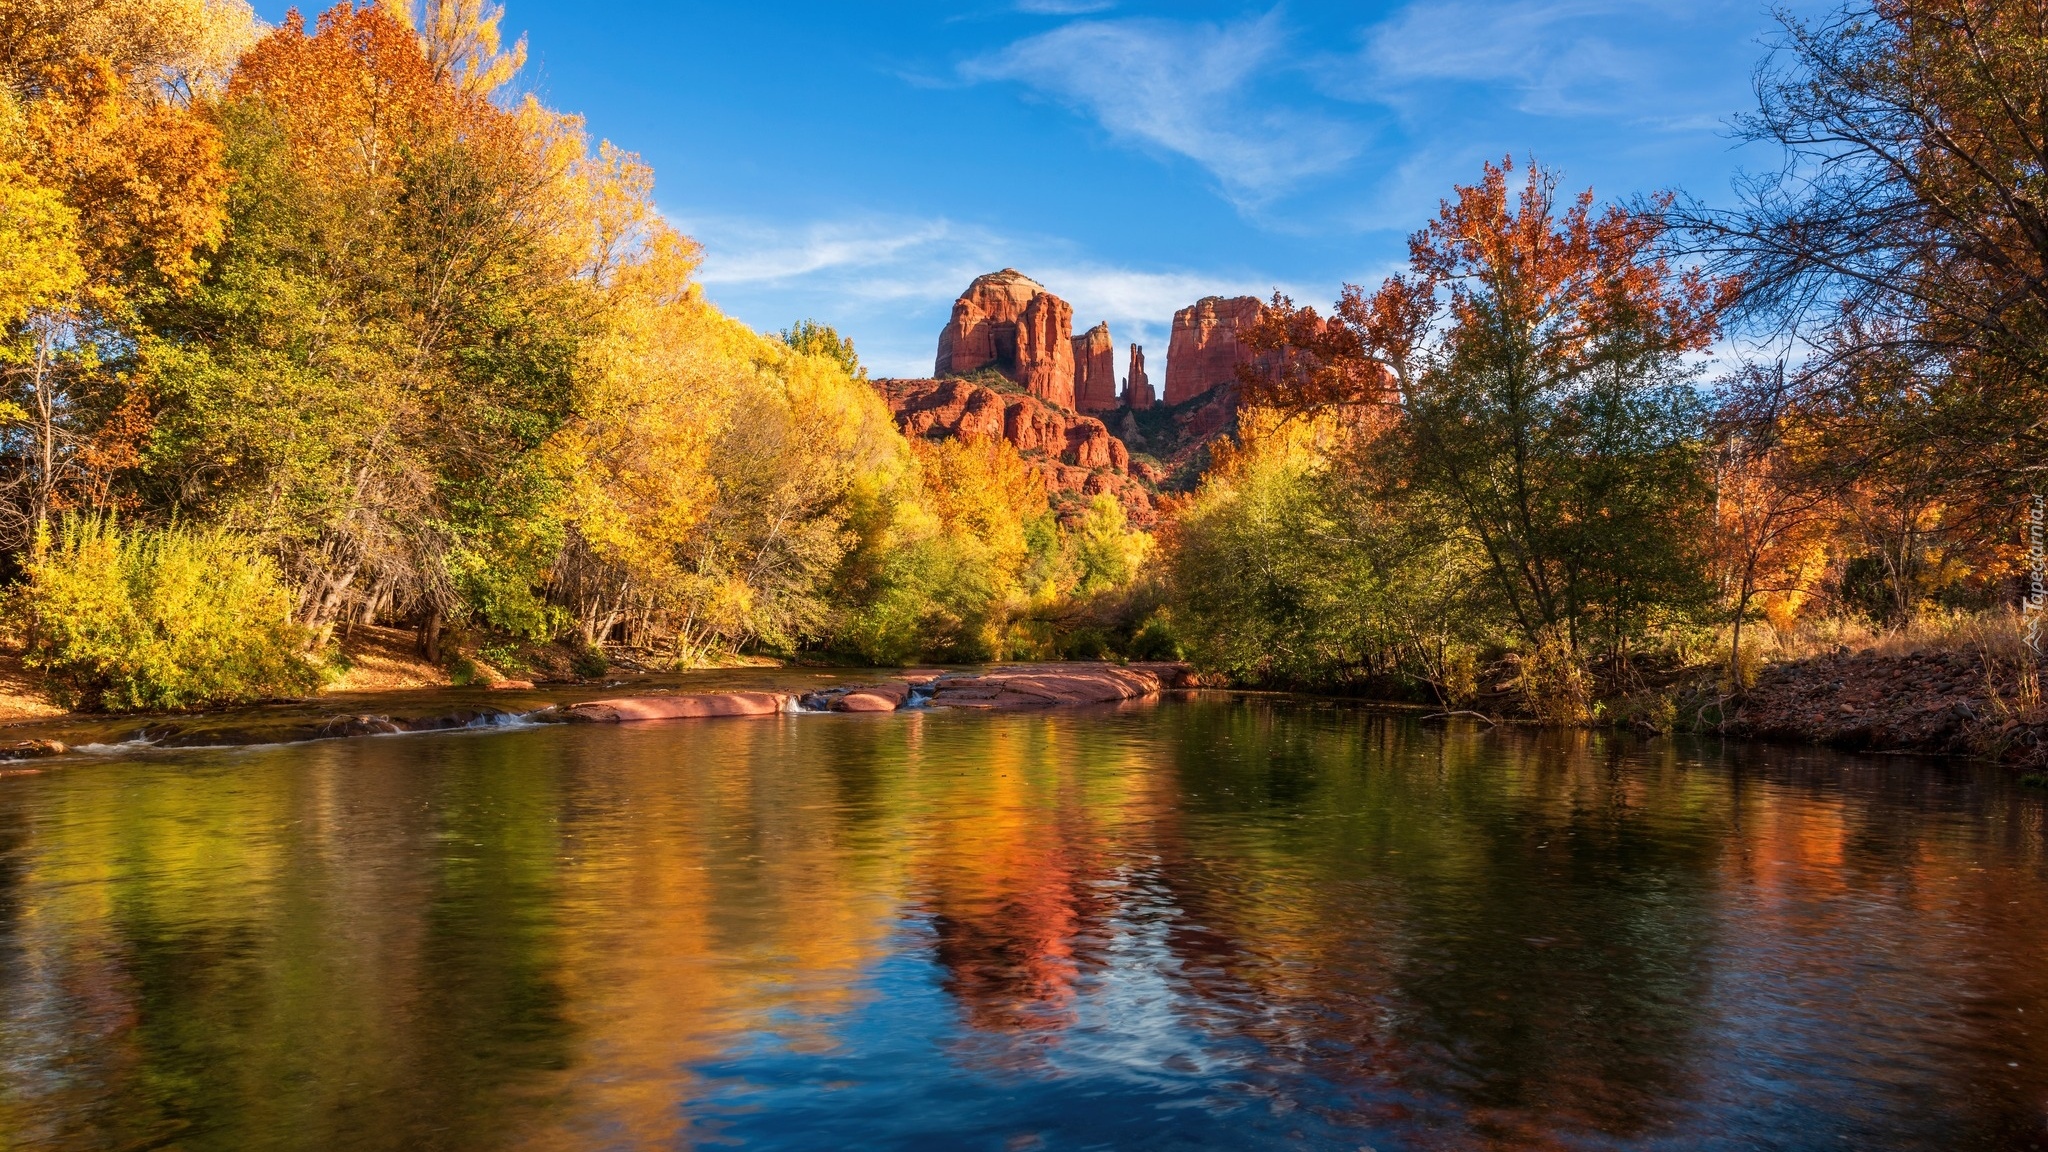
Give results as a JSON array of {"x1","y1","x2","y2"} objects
[
  {"x1": 1, "y1": 629, "x2": 2037, "y2": 771},
  {"x1": 1726, "y1": 646, "x2": 2039, "y2": 766},
  {"x1": 0, "y1": 662, "x2": 1201, "y2": 763}
]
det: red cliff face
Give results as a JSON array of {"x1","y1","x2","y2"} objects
[
  {"x1": 1163, "y1": 296, "x2": 1275, "y2": 406},
  {"x1": 1124, "y1": 344, "x2": 1153, "y2": 410},
  {"x1": 934, "y1": 270, "x2": 1077, "y2": 410},
  {"x1": 1072, "y1": 322, "x2": 1118, "y2": 413},
  {"x1": 874, "y1": 377, "x2": 1153, "y2": 527}
]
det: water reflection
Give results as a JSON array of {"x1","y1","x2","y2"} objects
[{"x1": 2, "y1": 698, "x2": 2047, "y2": 1150}]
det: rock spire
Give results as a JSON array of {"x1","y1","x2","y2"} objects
[{"x1": 934, "y1": 269, "x2": 1076, "y2": 409}]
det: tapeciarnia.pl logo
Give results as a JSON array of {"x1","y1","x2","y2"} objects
[{"x1": 2028, "y1": 495, "x2": 2046, "y2": 656}]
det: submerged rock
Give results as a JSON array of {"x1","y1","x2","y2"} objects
[{"x1": 0, "y1": 739, "x2": 66, "y2": 761}]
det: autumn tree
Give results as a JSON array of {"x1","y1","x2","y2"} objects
[
  {"x1": 0, "y1": 18, "x2": 232, "y2": 555},
  {"x1": 1708, "y1": 366, "x2": 1838, "y2": 685},
  {"x1": 781, "y1": 319, "x2": 866, "y2": 382},
  {"x1": 1674, "y1": 0, "x2": 2048, "y2": 511},
  {"x1": 1249, "y1": 159, "x2": 1729, "y2": 659},
  {"x1": 0, "y1": 0, "x2": 257, "y2": 99},
  {"x1": 0, "y1": 0, "x2": 1164, "y2": 682},
  {"x1": 390, "y1": 0, "x2": 527, "y2": 97},
  {"x1": 138, "y1": 2, "x2": 589, "y2": 643}
]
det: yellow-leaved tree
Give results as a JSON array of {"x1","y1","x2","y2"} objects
[{"x1": 545, "y1": 159, "x2": 915, "y2": 663}]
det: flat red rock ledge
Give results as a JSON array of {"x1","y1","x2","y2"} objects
[
  {"x1": 563, "y1": 692, "x2": 790, "y2": 723},
  {"x1": 561, "y1": 663, "x2": 1194, "y2": 724},
  {"x1": 926, "y1": 663, "x2": 1189, "y2": 710},
  {"x1": 835, "y1": 682, "x2": 912, "y2": 712}
]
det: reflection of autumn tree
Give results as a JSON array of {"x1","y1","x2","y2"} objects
[
  {"x1": 518, "y1": 719, "x2": 911, "y2": 1149},
  {"x1": 10, "y1": 705, "x2": 2048, "y2": 1147},
  {"x1": 910, "y1": 717, "x2": 1140, "y2": 1039},
  {"x1": 1139, "y1": 702, "x2": 1726, "y2": 1138},
  {"x1": 1710, "y1": 745, "x2": 2048, "y2": 1148}
]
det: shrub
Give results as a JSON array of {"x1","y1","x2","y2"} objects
[
  {"x1": 18, "y1": 517, "x2": 327, "y2": 711},
  {"x1": 1521, "y1": 628, "x2": 1597, "y2": 726},
  {"x1": 570, "y1": 643, "x2": 609, "y2": 680},
  {"x1": 1128, "y1": 615, "x2": 1182, "y2": 661}
]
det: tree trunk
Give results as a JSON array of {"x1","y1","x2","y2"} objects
[{"x1": 419, "y1": 607, "x2": 443, "y2": 665}]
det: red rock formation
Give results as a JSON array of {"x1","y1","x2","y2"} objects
[
  {"x1": 564, "y1": 692, "x2": 790, "y2": 722},
  {"x1": 1163, "y1": 296, "x2": 1276, "y2": 406},
  {"x1": 873, "y1": 377, "x2": 1154, "y2": 527},
  {"x1": 934, "y1": 269, "x2": 1076, "y2": 409},
  {"x1": 1072, "y1": 322, "x2": 1117, "y2": 413},
  {"x1": 1124, "y1": 343, "x2": 1153, "y2": 410},
  {"x1": 926, "y1": 663, "x2": 1193, "y2": 709}
]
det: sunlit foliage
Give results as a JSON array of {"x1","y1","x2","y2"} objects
[
  {"x1": 19, "y1": 514, "x2": 325, "y2": 709},
  {"x1": 0, "y1": 0, "x2": 1162, "y2": 700}
]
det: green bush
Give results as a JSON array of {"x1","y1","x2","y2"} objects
[
  {"x1": 1128, "y1": 615, "x2": 1182, "y2": 661},
  {"x1": 18, "y1": 517, "x2": 327, "y2": 711},
  {"x1": 570, "y1": 643, "x2": 609, "y2": 680}
]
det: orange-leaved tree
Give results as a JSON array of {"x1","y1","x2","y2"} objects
[
  {"x1": 0, "y1": 41, "x2": 230, "y2": 553},
  {"x1": 140, "y1": 1, "x2": 590, "y2": 643},
  {"x1": 1243, "y1": 157, "x2": 1734, "y2": 658},
  {"x1": 1708, "y1": 365, "x2": 1838, "y2": 687}
]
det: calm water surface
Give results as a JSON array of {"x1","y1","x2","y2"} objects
[{"x1": 3, "y1": 696, "x2": 2047, "y2": 1150}]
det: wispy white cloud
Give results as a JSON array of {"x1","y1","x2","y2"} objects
[
  {"x1": 1014, "y1": 0, "x2": 1115, "y2": 13},
  {"x1": 1334, "y1": 0, "x2": 1746, "y2": 124},
  {"x1": 681, "y1": 212, "x2": 1294, "y2": 377},
  {"x1": 960, "y1": 11, "x2": 1359, "y2": 208}
]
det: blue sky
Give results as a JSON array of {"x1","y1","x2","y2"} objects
[{"x1": 253, "y1": 1, "x2": 1820, "y2": 377}]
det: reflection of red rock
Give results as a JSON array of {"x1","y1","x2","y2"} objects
[
  {"x1": 934, "y1": 270, "x2": 1077, "y2": 409},
  {"x1": 874, "y1": 377, "x2": 1155, "y2": 527},
  {"x1": 1073, "y1": 322, "x2": 1118, "y2": 413},
  {"x1": 1124, "y1": 343, "x2": 1153, "y2": 410},
  {"x1": 930, "y1": 867, "x2": 1109, "y2": 1034},
  {"x1": 1163, "y1": 296, "x2": 1275, "y2": 406}
]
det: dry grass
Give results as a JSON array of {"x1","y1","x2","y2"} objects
[
  {"x1": 1745, "y1": 606, "x2": 2034, "y2": 665},
  {"x1": 327, "y1": 625, "x2": 455, "y2": 692},
  {"x1": 1522, "y1": 627, "x2": 1598, "y2": 725},
  {"x1": 0, "y1": 650, "x2": 63, "y2": 722}
]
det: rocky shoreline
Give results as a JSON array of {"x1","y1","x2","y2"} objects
[
  {"x1": 0, "y1": 663, "x2": 1201, "y2": 764},
  {"x1": 3, "y1": 652, "x2": 2037, "y2": 772},
  {"x1": 1724, "y1": 647, "x2": 2035, "y2": 765},
  {"x1": 562, "y1": 663, "x2": 1191, "y2": 722}
]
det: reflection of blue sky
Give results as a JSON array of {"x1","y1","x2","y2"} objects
[
  {"x1": 248, "y1": 2, "x2": 1831, "y2": 375},
  {"x1": 681, "y1": 908, "x2": 1392, "y2": 1150}
]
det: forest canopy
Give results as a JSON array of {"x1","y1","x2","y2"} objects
[
  {"x1": 1, "y1": 0, "x2": 2040, "y2": 721},
  {"x1": 0, "y1": 0, "x2": 1153, "y2": 707}
]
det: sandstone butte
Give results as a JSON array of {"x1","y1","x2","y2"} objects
[
  {"x1": 1124, "y1": 343, "x2": 1154, "y2": 410},
  {"x1": 934, "y1": 269, "x2": 1077, "y2": 410},
  {"x1": 871, "y1": 376, "x2": 1156, "y2": 527},
  {"x1": 1073, "y1": 322, "x2": 1118, "y2": 413},
  {"x1": 1163, "y1": 295, "x2": 1276, "y2": 407}
]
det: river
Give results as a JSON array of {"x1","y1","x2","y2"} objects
[{"x1": 2, "y1": 694, "x2": 2045, "y2": 1150}]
